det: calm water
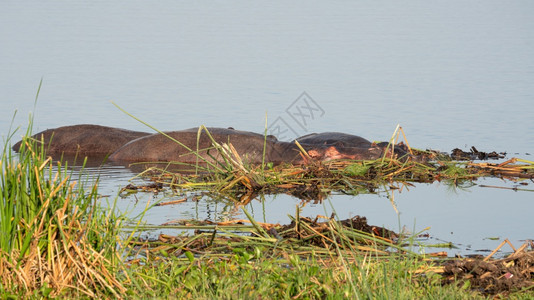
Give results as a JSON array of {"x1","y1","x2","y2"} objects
[{"x1": 1, "y1": 1, "x2": 533, "y2": 256}]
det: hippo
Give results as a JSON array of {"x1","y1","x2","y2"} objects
[
  {"x1": 295, "y1": 132, "x2": 410, "y2": 160},
  {"x1": 12, "y1": 124, "x2": 150, "y2": 156},
  {"x1": 109, "y1": 127, "x2": 304, "y2": 165}
]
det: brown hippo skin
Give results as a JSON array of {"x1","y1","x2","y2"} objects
[
  {"x1": 296, "y1": 132, "x2": 373, "y2": 148},
  {"x1": 109, "y1": 127, "x2": 305, "y2": 164},
  {"x1": 12, "y1": 124, "x2": 150, "y2": 156}
]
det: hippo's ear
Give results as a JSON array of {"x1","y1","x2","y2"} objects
[
  {"x1": 227, "y1": 127, "x2": 235, "y2": 130},
  {"x1": 266, "y1": 134, "x2": 278, "y2": 141}
]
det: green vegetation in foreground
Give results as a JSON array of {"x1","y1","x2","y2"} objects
[
  {"x1": 126, "y1": 250, "x2": 485, "y2": 299},
  {"x1": 0, "y1": 114, "x2": 127, "y2": 298}
]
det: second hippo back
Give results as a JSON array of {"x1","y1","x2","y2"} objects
[{"x1": 109, "y1": 127, "x2": 302, "y2": 164}]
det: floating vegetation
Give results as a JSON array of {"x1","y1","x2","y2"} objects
[
  {"x1": 126, "y1": 210, "x2": 408, "y2": 264},
  {"x1": 129, "y1": 151, "x2": 534, "y2": 203}
]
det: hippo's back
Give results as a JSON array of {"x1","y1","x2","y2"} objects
[
  {"x1": 12, "y1": 124, "x2": 150, "y2": 156},
  {"x1": 109, "y1": 127, "x2": 286, "y2": 163}
]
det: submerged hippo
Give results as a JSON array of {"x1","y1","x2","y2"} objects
[
  {"x1": 295, "y1": 132, "x2": 410, "y2": 160},
  {"x1": 12, "y1": 124, "x2": 150, "y2": 156},
  {"x1": 109, "y1": 127, "x2": 304, "y2": 164}
]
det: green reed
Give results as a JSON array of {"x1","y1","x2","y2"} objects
[{"x1": 0, "y1": 113, "x2": 127, "y2": 298}]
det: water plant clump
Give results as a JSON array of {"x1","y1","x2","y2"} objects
[
  {"x1": 133, "y1": 148, "x2": 534, "y2": 203},
  {"x1": 125, "y1": 209, "x2": 407, "y2": 262}
]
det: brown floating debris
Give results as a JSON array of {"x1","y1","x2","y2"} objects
[
  {"x1": 120, "y1": 182, "x2": 164, "y2": 193},
  {"x1": 124, "y1": 135, "x2": 533, "y2": 203},
  {"x1": 451, "y1": 146, "x2": 506, "y2": 160},
  {"x1": 155, "y1": 198, "x2": 187, "y2": 206},
  {"x1": 478, "y1": 185, "x2": 534, "y2": 192}
]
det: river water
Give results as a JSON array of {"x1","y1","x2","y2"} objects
[{"x1": 1, "y1": 1, "x2": 533, "y2": 256}]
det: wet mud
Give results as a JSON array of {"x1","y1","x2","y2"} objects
[{"x1": 441, "y1": 246, "x2": 534, "y2": 295}]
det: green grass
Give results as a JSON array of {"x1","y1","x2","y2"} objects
[
  {"x1": 123, "y1": 248, "x2": 484, "y2": 299},
  {"x1": 0, "y1": 111, "x2": 128, "y2": 298}
]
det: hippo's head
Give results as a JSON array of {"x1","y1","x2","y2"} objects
[{"x1": 305, "y1": 143, "x2": 410, "y2": 162}]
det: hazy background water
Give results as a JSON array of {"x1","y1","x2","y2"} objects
[{"x1": 1, "y1": 1, "x2": 533, "y2": 256}]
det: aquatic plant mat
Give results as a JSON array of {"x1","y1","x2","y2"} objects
[
  {"x1": 129, "y1": 154, "x2": 534, "y2": 203},
  {"x1": 128, "y1": 212, "x2": 403, "y2": 262}
]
